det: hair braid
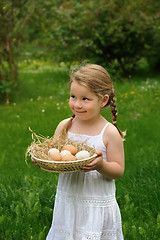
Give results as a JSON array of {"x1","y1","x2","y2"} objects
[
  {"x1": 58, "y1": 114, "x2": 75, "y2": 140},
  {"x1": 110, "y1": 96, "x2": 125, "y2": 138},
  {"x1": 110, "y1": 96, "x2": 118, "y2": 124}
]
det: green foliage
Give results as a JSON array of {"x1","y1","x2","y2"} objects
[
  {"x1": 1, "y1": 0, "x2": 159, "y2": 103},
  {"x1": 0, "y1": 0, "x2": 35, "y2": 103},
  {"x1": 0, "y1": 63, "x2": 160, "y2": 239},
  {"x1": 26, "y1": 0, "x2": 160, "y2": 76},
  {"x1": 0, "y1": 175, "x2": 57, "y2": 239}
]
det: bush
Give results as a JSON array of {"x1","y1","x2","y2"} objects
[{"x1": 34, "y1": 0, "x2": 159, "y2": 76}]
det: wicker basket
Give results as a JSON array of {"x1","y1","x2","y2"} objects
[
  {"x1": 26, "y1": 128, "x2": 97, "y2": 173},
  {"x1": 31, "y1": 153, "x2": 97, "y2": 173}
]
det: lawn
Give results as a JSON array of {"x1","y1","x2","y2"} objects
[{"x1": 0, "y1": 60, "x2": 160, "y2": 239}]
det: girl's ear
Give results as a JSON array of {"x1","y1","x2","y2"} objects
[{"x1": 101, "y1": 94, "x2": 109, "y2": 107}]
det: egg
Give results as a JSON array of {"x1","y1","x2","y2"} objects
[
  {"x1": 60, "y1": 150, "x2": 72, "y2": 156},
  {"x1": 62, "y1": 144, "x2": 77, "y2": 155},
  {"x1": 61, "y1": 154, "x2": 76, "y2": 161},
  {"x1": 75, "y1": 150, "x2": 90, "y2": 160},
  {"x1": 48, "y1": 148, "x2": 59, "y2": 156},
  {"x1": 48, "y1": 148, "x2": 62, "y2": 161}
]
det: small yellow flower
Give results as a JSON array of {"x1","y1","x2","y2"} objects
[
  {"x1": 121, "y1": 93, "x2": 128, "y2": 98},
  {"x1": 130, "y1": 91, "x2": 135, "y2": 95},
  {"x1": 124, "y1": 93, "x2": 128, "y2": 99}
]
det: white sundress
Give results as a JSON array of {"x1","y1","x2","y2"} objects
[{"x1": 46, "y1": 122, "x2": 124, "y2": 240}]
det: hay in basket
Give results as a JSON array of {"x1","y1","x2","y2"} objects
[{"x1": 25, "y1": 128, "x2": 97, "y2": 173}]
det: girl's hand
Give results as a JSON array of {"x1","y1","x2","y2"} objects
[
  {"x1": 81, "y1": 151, "x2": 103, "y2": 172},
  {"x1": 31, "y1": 156, "x2": 40, "y2": 168}
]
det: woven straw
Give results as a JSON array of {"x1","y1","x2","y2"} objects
[
  {"x1": 31, "y1": 153, "x2": 97, "y2": 173},
  {"x1": 25, "y1": 128, "x2": 97, "y2": 173}
]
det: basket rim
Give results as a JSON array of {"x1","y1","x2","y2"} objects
[{"x1": 31, "y1": 153, "x2": 97, "y2": 164}]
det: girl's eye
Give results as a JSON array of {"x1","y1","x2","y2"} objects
[
  {"x1": 83, "y1": 97, "x2": 89, "y2": 101},
  {"x1": 70, "y1": 95, "x2": 75, "y2": 99}
]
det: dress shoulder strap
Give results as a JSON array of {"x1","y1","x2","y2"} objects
[{"x1": 100, "y1": 122, "x2": 111, "y2": 136}]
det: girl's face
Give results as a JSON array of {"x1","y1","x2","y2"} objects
[{"x1": 69, "y1": 81, "x2": 104, "y2": 121}]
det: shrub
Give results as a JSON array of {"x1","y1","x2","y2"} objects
[{"x1": 38, "y1": 0, "x2": 159, "y2": 76}]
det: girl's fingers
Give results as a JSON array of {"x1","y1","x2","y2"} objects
[
  {"x1": 31, "y1": 157, "x2": 40, "y2": 168},
  {"x1": 96, "y1": 150, "x2": 103, "y2": 157},
  {"x1": 81, "y1": 151, "x2": 103, "y2": 172},
  {"x1": 81, "y1": 161, "x2": 96, "y2": 171}
]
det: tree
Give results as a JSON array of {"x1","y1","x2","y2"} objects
[
  {"x1": 36, "y1": 0, "x2": 159, "y2": 76},
  {"x1": 0, "y1": 0, "x2": 35, "y2": 103}
]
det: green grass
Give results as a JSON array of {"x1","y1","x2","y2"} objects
[{"x1": 0, "y1": 61, "x2": 160, "y2": 239}]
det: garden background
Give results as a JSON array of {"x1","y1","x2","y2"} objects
[{"x1": 0, "y1": 0, "x2": 160, "y2": 239}]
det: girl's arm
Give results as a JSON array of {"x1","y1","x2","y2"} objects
[
  {"x1": 54, "y1": 118, "x2": 70, "y2": 138},
  {"x1": 81, "y1": 124, "x2": 125, "y2": 179}
]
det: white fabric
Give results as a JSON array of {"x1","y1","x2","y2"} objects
[{"x1": 46, "y1": 122, "x2": 124, "y2": 240}]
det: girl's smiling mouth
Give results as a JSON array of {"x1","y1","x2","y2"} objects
[
  {"x1": 75, "y1": 110, "x2": 86, "y2": 114},
  {"x1": 75, "y1": 110, "x2": 86, "y2": 113}
]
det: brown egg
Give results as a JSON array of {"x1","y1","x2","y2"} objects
[
  {"x1": 61, "y1": 154, "x2": 76, "y2": 161},
  {"x1": 48, "y1": 148, "x2": 62, "y2": 161},
  {"x1": 62, "y1": 144, "x2": 77, "y2": 155}
]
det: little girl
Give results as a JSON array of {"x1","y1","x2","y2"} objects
[{"x1": 46, "y1": 64, "x2": 125, "y2": 240}]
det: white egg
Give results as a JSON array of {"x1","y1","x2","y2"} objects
[
  {"x1": 60, "y1": 150, "x2": 72, "y2": 156},
  {"x1": 75, "y1": 150, "x2": 90, "y2": 160},
  {"x1": 48, "y1": 148, "x2": 59, "y2": 155}
]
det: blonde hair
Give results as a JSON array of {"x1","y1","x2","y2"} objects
[{"x1": 59, "y1": 64, "x2": 125, "y2": 139}]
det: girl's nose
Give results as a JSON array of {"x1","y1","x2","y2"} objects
[{"x1": 75, "y1": 100, "x2": 82, "y2": 108}]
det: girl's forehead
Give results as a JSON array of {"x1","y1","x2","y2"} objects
[
  {"x1": 70, "y1": 81, "x2": 102, "y2": 100},
  {"x1": 70, "y1": 81, "x2": 90, "y2": 91},
  {"x1": 70, "y1": 83, "x2": 101, "y2": 101}
]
